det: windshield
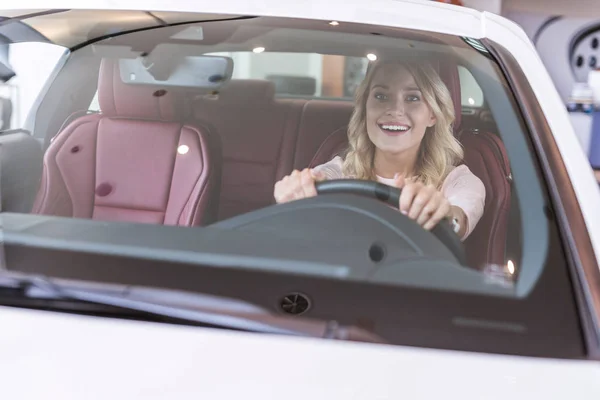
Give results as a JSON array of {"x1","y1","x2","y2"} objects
[{"x1": 0, "y1": 9, "x2": 583, "y2": 358}]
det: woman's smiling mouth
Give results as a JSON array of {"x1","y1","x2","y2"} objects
[{"x1": 378, "y1": 123, "x2": 411, "y2": 135}]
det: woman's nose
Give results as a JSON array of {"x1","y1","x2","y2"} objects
[{"x1": 385, "y1": 97, "x2": 405, "y2": 115}]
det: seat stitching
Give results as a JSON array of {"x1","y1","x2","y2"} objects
[{"x1": 95, "y1": 204, "x2": 165, "y2": 213}]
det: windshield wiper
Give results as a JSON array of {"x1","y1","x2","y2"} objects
[{"x1": 0, "y1": 274, "x2": 386, "y2": 344}]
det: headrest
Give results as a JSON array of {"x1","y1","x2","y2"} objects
[
  {"x1": 266, "y1": 75, "x2": 316, "y2": 96},
  {"x1": 98, "y1": 59, "x2": 181, "y2": 120},
  {"x1": 216, "y1": 79, "x2": 275, "y2": 105}
]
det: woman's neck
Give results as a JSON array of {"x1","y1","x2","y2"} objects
[{"x1": 373, "y1": 147, "x2": 419, "y2": 179}]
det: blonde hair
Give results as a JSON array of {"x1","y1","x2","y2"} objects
[{"x1": 342, "y1": 59, "x2": 463, "y2": 188}]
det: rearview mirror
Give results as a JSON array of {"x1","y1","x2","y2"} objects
[{"x1": 118, "y1": 55, "x2": 233, "y2": 90}]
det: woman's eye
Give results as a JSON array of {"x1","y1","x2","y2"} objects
[
  {"x1": 374, "y1": 92, "x2": 388, "y2": 101},
  {"x1": 406, "y1": 95, "x2": 420, "y2": 102}
]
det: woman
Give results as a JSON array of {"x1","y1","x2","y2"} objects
[{"x1": 273, "y1": 59, "x2": 485, "y2": 240}]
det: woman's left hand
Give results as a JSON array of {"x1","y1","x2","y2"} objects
[{"x1": 392, "y1": 175, "x2": 451, "y2": 231}]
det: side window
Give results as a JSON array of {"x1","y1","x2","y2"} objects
[
  {"x1": 89, "y1": 90, "x2": 100, "y2": 112},
  {"x1": 3, "y1": 42, "x2": 65, "y2": 130},
  {"x1": 458, "y1": 66, "x2": 484, "y2": 107}
]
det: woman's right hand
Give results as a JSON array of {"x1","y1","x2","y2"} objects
[{"x1": 274, "y1": 168, "x2": 323, "y2": 204}]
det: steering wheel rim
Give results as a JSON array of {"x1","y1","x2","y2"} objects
[{"x1": 315, "y1": 179, "x2": 467, "y2": 265}]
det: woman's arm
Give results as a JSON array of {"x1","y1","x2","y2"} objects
[
  {"x1": 442, "y1": 165, "x2": 486, "y2": 240},
  {"x1": 448, "y1": 205, "x2": 468, "y2": 239}
]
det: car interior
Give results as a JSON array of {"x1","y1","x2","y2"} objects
[{"x1": 0, "y1": 17, "x2": 522, "y2": 274}]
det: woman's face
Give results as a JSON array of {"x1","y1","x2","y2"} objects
[{"x1": 365, "y1": 64, "x2": 437, "y2": 155}]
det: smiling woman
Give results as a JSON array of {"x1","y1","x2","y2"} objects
[{"x1": 275, "y1": 58, "x2": 485, "y2": 240}]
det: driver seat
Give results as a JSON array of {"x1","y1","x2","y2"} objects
[{"x1": 307, "y1": 58, "x2": 511, "y2": 270}]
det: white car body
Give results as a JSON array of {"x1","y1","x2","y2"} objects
[{"x1": 1, "y1": 0, "x2": 600, "y2": 398}]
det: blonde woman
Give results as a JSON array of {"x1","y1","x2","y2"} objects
[{"x1": 274, "y1": 59, "x2": 485, "y2": 240}]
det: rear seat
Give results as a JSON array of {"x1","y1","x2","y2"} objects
[
  {"x1": 291, "y1": 100, "x2": 354, "y2": 170},
  {"x1": 192, "y1": 80, "x2": 354, "y2": 220},
  {"x1": 192, "y1": 80, "x2": 304, "y2": 220}
]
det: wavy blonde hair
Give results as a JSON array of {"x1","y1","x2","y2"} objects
[{"x1": 342, "y1": 59, "x2": 463, "y2": 188}]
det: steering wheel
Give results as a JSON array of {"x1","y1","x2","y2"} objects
[{"x1": 315, "y1": 179, "x2": 466, "y2": 265}]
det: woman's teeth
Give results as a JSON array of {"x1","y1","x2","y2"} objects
[{"x1": 380, "y1": 125, "x2": 410, "y2": 132}]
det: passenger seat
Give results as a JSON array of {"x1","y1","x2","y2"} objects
[{"x1": 32, "y1": 58, "x2": 222, "y2": 226}]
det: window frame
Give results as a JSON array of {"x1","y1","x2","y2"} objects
[{"x1": 482, "y1": 37, "x2": 600, "y2": 359}]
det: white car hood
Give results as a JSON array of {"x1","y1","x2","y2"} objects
[{"x1": 1, "y1": 306, "x2": 599, "y2": 399}]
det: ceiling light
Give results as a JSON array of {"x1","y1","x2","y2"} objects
[
  {"x1": 177, "y1": 145, "x2": 190, "y2": 155},
  {"x1": 252, "y1": 47, "x2": 265, "y2": 53},
  {"x1": 329, "y1": 21, "x2": 339, "y2": 26},
  {"x1": 367, "y1": 53, "x2": 377, "y2": 61}
]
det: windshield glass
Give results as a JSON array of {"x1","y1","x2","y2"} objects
[{"x1": 0, "y1": 9, "x2": 582, "y2": 358}]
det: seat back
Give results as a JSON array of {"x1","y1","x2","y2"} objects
[
  {"x1": 292, "y1": 100, "x2": 354, "y2": 171},
  {"x1": 459, "y1": 129, "x2": 511, "y2": 268},
  {"x1": 192, "y1": 79, "x2": 303, "y2": 220},
  {"x1": 307, "y1": 59, "x2": 511, "y2": 270},
  {"x1": 32, "y1": 59, "x2": 221, "y2": 226}
]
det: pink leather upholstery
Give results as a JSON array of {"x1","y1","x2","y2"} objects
[
  {"x1": 292, "y1": 100, "x2": 354, "y2": 171},
  {"x1": 193, "y1": 79, "x2": 303, "y2": 220},
  {"x1": 305, "y1": 59, "x2": 511, "y2": 270},
  {"x1": 459, "y1": 129, "x2": 511, "y2": 268},
  {"x1": 32, "y1": 59, "x2": 221, "y2": 226},
  {"x1": 98, "y1": 60, "x2": 181, "y2": 120}
]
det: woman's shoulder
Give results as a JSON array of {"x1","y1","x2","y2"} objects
[
  {"x1": 446, "y1": 164, "x2": 478, "y2": 179},
  {"x1": 318, "y1": 156, "x2": 344, "y2": 167}
]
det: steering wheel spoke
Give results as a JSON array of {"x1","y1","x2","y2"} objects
[{"x1": 315, "y1": 179, "x2": 466, "y2": 265}]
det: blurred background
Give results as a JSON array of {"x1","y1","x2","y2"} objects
[
  {"x1": 2, "y1": 1, "x2": 600, "y2": 171},
  {"x1": 442, "y1": 0, "x2": 600, "y2": 170}
]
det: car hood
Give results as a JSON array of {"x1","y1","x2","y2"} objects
[{"x1": 1, "y1": 306, "x2": 599, "y2": 399}]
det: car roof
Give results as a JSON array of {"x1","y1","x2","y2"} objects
[{"x1": 1, "y1": 0, "x2": 525, "y2": 48}]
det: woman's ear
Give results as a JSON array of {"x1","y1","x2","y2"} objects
[
  {"x1": 426, "y1": 105, "x2": 437, "y2": 127},
  {"x1": 427, "y1": 114, "x2": 437, "y2": 128}
]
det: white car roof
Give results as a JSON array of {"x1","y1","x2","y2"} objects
[{"x1": 4, "y1": 0, "x2": 528, "y2": 42}]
